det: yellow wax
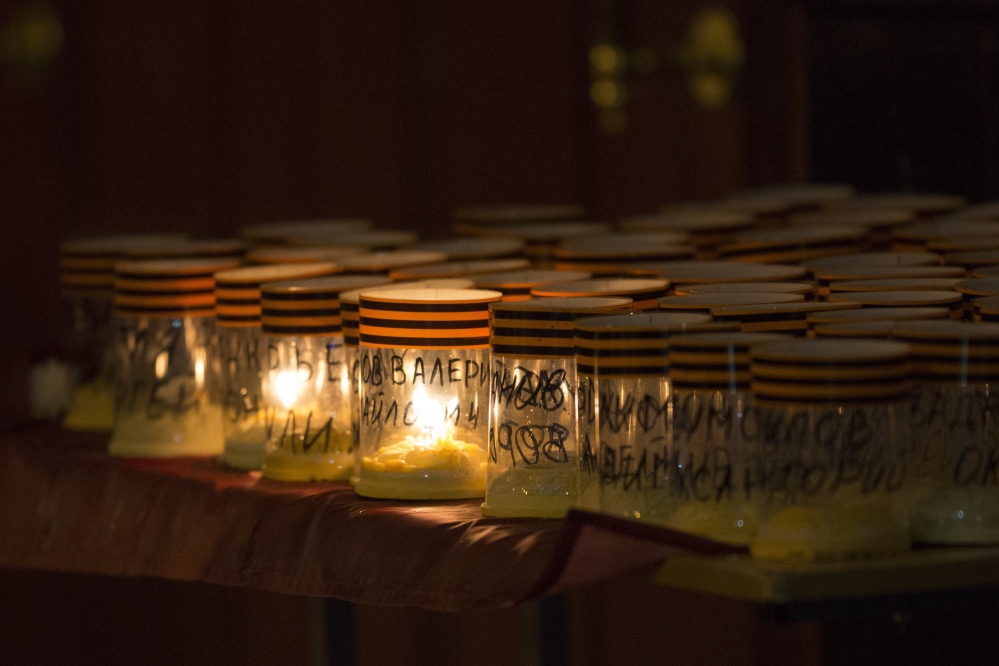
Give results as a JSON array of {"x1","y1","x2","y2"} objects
[
  {"x1": 62, "y1": 381, "x2": 114, "y2": 431},
  {"x1": 355, "y1": 435, "x2": 488, "y2": 500},
  {"x1": 262, "y1": 428, "x2": 354, "y2": 482},
  {"x1": 481, "y1": 465, "x2": 576, "y2": 519}
]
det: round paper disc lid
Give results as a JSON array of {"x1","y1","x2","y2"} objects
[
  {"x1": 557, "y1": 232, "x2": 692, "y2": 255},
  {"x1": 531, "y1": 278, "x2": 669, "y2": 310},
  {"x1": 631, "y1": 261, "x2": 806, "y2": 284},
  {"x1": 826, "y1": 290, "x2": 963, "y2": 308},
  {"x1": 828, "y1": 277, "x2": 962, "y2": 293},
  {"x1": 409, "y1": 237, "x2": 525, "y2": 259},
  {"x1": 657, "y1": 292, "x2": 803, "y2": 311},
  {"x1": 804, "y1": 251, "x2": 941, "y2": 273},
  {"x1": 473, "y1": 269, "x2": 591, "y2": 289},
  {"x1": 388, "y1": 258, "x2": 530, "y2": 280},
  {"x1": 246, "y1": 245, "x2": 365, "y2": 264},
  {"x1": 123, "y1": 238, "x2": 248, "y2": 259},
  {"x1": 677, "y1": 281, "x2": 816, "y2": 297},
  {"x1": 806, "y1": 306, "x2": 950, "y2": 325},
  {"x1": 813, "y1": 265, "x2": 963, "y2": 283},
  {"x1": 955, "y1": 277, "x2": 999, "y2": 298},
  {"x1": 973, "y1": 264, "x2": 999, "y2": 278},
  {"x1": 724, "y1": 225, "x2": 865, "y2": 250},
  {"x1": 813, "y1": 320, "x2": 899, "y2": 338},
  {"x1": 335, "y1": 251, "x2": 447, "y2": 272},
  {"x1": 214, "y1": 262, "x2": 340, "y2": 326},
  {"x1": 944, "y1": 249, "x2": 999, "y2": 268},
  {"x1": 949, "y1": 200, "x2": 999, "y2": 220},
  {"x1": 973, "y1": 295, "x2": 999, "y2": 318}
]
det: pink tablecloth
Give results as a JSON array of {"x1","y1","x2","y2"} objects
[{"x1": 0, "y1": 425, "x2": 743, "y2": 612}]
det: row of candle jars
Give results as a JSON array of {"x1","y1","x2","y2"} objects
[{"x1": 101, "y1": 265, "x2": 999, "y2": 556}]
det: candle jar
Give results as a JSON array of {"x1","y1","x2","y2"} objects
[
  {"x1": 108, "y1": 258, "x2": 239, "y2": 457},
  {"x1": 355, "y1": 288, "x2": 503, "y2": 499},
  {"x1": 893, "y1": 321, "x2": 999, "y2": 544},
  {"x1": 340, "y1": 278, "x2": 472, "y2": 483},
  {"x1": 660, "y1": 332, "x2": 788, "y2": 545},
  {"x1": 748, "y1": 339, "x2": 913, "y2": 562},
  {"x1": 259, "y1": 276, "x2": 397, "y2": 481},
  {"x1": 573, "y1": 312, "x2": 717, "y2": 517},
  {"x1": 59, "y1": 235, "x2": 186, "y2": 430},
  {"x1": 213, "y1": 263, "x2": 338, "y2": 470},
  {"x1": 483, "y1": 297, "x2": 632, "y2": 518}
]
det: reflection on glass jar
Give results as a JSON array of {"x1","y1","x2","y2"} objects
[
  {"x1": 483, "y1": 297, "x2": 631, "y2": 518},
  {"x1": 108, "y1": 258, "x2": 238, "y2": 457},
  {"x1": 573, "y1": 312, "x2": 716, "y2": 518},
  {"x1": 258, "y1": 276, "x2": 378, "y2": 482},
  {"x1": 894, "y1": 321, "x2": 999, "y2": 544},
  {"x1": 355, "y1": 288, "x2": 502, "y2": 500},
  {"x1": 661, "y1": 332, "x2": 788, "y2": 545},
  {"x1": 59, "y1": 235, "x2": 186, "y2": 431},
  {"x1": 213, "y1": 263, "x2": 338, "y2": 470},
  {"x1": 748, "y1": 338, "x2": 913, "y2": 562}
]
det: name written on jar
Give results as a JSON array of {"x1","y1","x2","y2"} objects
[
  {"x1": 117, "y1": 324, "x2": 206, "y2": 418},
  {"x1": 491, "y1": 361, "x2": 570, "y2": 412},
  {"x1": 358, "y1": 351, "x2": 487, "y2": 390},
  {"x1": 268, "y1": 408, "x2": 351, "y2": 455},
  {"x1": 361, "y1": 391, "x2": 482, "y2": 432}
]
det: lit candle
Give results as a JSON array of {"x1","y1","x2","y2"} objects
[{"x1": 354, "y1": 288, "x2": 502, "y2": 500}]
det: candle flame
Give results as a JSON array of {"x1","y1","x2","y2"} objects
[
  {"x1": 410, "y1": 386, "x2": 458, "y2": 447},
  {"x1": 274, "y1": 370, "x2": 301, "y2": 411}
]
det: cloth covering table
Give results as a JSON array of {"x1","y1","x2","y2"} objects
[{"x1": 0, "y1": 424, "x2": 740, "y2": 612}]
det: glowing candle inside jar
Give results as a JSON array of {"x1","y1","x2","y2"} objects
[
  {"x1": 362, "y1": 386, "x2": 487, "y2": 475},
  {"x1": 354, "y1": 287, "x2": 502, "y2": 499}
]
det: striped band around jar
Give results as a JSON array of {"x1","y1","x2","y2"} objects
[
  {"x1": 359, "y1": 288, "x2": 502, "y2": 350},
  {"x1": 573, "y1": 312, "x2": 717, "y2": 378},
  {"x1": 61, "y1": 234, "x2": 186, "y2": 295},
  {"x1": 490, "y1": 297, "x2": 632, "y2": 359},
  {"x1": 668, "y1": 331, "x2": 789, "y2": 391},
  {"x1": 260, "y1": 275, "x2": 395, "y2": 337},
  {"x1": 750, "y1": 338, "x2": 912, "y2": 404},
  {"x1": 114, "y1": 257, "x2": 240, "y2": 318},
  {"x1": 213, "y1": 263, "x2": 338, "y2": 328},
  {"x1": 891, "y1": 320, "x2": 999, "y2": 382}
]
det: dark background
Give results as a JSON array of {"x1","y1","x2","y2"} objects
[{"x1": 2, "y1": 1, "x2": 998, "y2": 664}]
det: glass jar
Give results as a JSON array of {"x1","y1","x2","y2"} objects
[
  {"x1": 259, "y1": 276, "x2": 398, "y2": 481},
  {"x1": 572, "y1": 312, "x2": 719, "y2": 517},
  {"x1": 59, "y1": 234, "x2": 186, "y2": 430},
  {"x1": 340, "y1": 278, "x2": 471, "y2": 484},
  {"x1": 108, "y1": 258, "x2": 240, "y2": 457},
  {"x1": 748, "y1": 338, "x2": 913, "y2": 562},
  {"x1": 213, "y1": 263, "x2": 338, "y2": 470},
  {"x1": 893, "y1": 321, "x2": 999, "y2": 544},
  {"x1": 355, "y1": 288, "x2": 502, "y2": 499},
  {"x1": 483, "y1": 297, "x2": 632, "y2": 518},
  {"x1": 660, "y1": 332, "x2": 788, "y2": 545}
]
